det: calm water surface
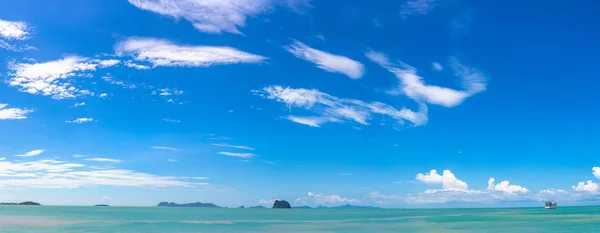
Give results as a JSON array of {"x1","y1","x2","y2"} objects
[{"x1": 1, "y1": 206, "x2": 599, "y2": 232}]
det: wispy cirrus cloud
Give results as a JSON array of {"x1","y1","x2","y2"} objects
[
  {"x1": 14, "y1": 149, "x2": 45, "y2": 157},
  {"x1": 254, "y1": 85, "x2": 427, "y2": 128},
  {"x1": 115, "y1": 37, "x2": 266, "y2": 68},
  {"x1": 65, "y1": 118, "x2": 94, "y2": 124},
  {"x1": 400, "y1": 0, "x2": 440, "y2": 18},
  {"x1": 6, "y1": 56, "x2": 120, "y2": 99},
  {"x1": 151, "y1": 146, "x2": 178, "y2": 151},
  {"x1": 127, "y1": 0, "x2": 310, "y2": 35},
  {"x1": 85, "y1": 158, "x2": 122, "y2": 163},
  {"x1": 217, "y1": 152, "x2": 255, "y2": 158},
  {"x1": 0, "y1": 103, "x2": 33, "y2": 120},
  {"x1": 366, "y1": 50, "x2": 487, "y2": 107},
  {"x1": 285, "y1": 40, "x2": 365, "y2": 79},
  {"x1": 212, "y1": 143, "x2": 254, "y2": 151},
  {"x1": 162, "y1": 118, "x2": 181, "y2": 123}
]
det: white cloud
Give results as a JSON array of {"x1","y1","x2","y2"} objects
[
  {"x1": 366, "y1": 50, "x2": 487, "y2": 107},
  {"x1": 167, "y1": 159, "x2": 177, "y2": 162},
  {"x1": 73, "y1": 102, "x2": 86, "y2": 107},
  {"x1": 124, "y1": 60, "x2": 151, "y2": 70},
  {"x1": 0, "y1": 103, "x2": 33, "y2": 120},
  {"x1": 296, "y1": 192, "x2": 362, "y2": 206},
  {"x1": 102, "y1": 74, "x2": 136, "y2": 89},
  {"x1": 286, "y1": 116, "x2": 328, "y2": 127},
  {"x1": 163, "y1": 118, "x2": 181, "y2": 123},
  {"x1": 432, "y1": 62, "x2": 443, "y2": 71},
  {"x1": 0, "y1": 19, "x2": 30, "y2": 40},
  {"x1": 211, "y1": 143, "x2": 254, "y2": 151},
  {"x1": 96, "y1": 59, "x2": 121, "y2": 67},
  {"x1": 0, "y1": 19, "x2": 34, "y2": 52},
  {"x1": 127, "y1": 0, "x2": 309, "y2": 34},
  {"x1": 0, "y1": 159, "x2": 206, "y2": 189},
  {"x1": 593, "y1": 167, "x2": 600, "y2": 179},
  {"x1": 487, "y1": 178, "x2": 528, "y2": 194},
  {"x1": 15, "y1": 149, "x2": 45, "y2": 157},
  {"x1": 151, "y1": 146, "x2": 178, "y2": 151},
  {"x1": 285, "y1": 40, "x2": 365, "y2": 79},
  {"x1": 572, "y1": 180, "x2": 599, "y2": 193},
  {"x1": 155, "y1": 88, "x2": 184, "y2": 96},
  {"x1": 98, "y1": 93, "x2": 108, "y2": 98},
  {"x1": 254, "y1": 86, "x2": 428, "y2": 128},
  {"x1": 85, "y1": 158, "x2": 122, "y2": 163},
  {"x1": 400, "y1": 0, "x2": 440, "y2": 18},
  {"x1": 259, "y1": 198, "x2": 276, "y2": 206},
  {"x1": 217, "y1": 152, "x2": 255, "y2": 158},
  {"x1": 415, "y1": 169, "x2": 468, "y2": 191},
  {"x1": 115, "y1": 37, "x2": 266, "y2": 68},
  {"x1": 7, "y1": 56, "x2": 118, "y2": 99},
  {"x1": 65, "y1": 118, "x2": 94, "y2": 124}
]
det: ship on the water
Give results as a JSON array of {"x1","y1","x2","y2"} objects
[{"x1": 545, "y1": 201, "x2": 557, "y2": 209}]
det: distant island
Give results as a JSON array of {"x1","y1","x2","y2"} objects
[
  {"x1": 0, "y1": 201, "x2": 41, "y2": 206},
  {"x1": 293, "y1": 206, "x2": 312, "y2": 209},
  {"x1": 94, "y1": 204, "x2": 110, "y2": 207},
  {"x1": 157, "y1": 202, "x2": 221, "y2": 208},
  {"x1": 272, "y1": 200, "x2": 291, "y2": 208}
]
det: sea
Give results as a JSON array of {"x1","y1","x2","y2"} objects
[{"x1": 1, "y1": 206, "x2": 600, "y2": 232}]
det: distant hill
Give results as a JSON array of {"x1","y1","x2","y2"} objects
[
  {"x1": 0, "y1": 201, "x2": 41, "y2": 206},
  {"x1": 293, "y1": 206, "x2": 312, "y2": 209},
  {"x1": 157, "y1": 202, "x2": 221, "y2": 208},
  {"x1": 94, "y1": 204, "x2": 110, "y2": 207},
  {"x1": 248, "y1": 205, "x2": 267, "y2": 209},
  {"x1": 316, "y1": 204, "x2": 381, "y2": 209}
]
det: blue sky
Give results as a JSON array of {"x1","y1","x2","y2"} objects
[{"x1": 0, "y1": 0, "x2": 599, "y2": 207}]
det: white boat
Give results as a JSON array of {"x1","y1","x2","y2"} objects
[{"x1": 545, "y1": 201, "x2": 557, "y2": 209}]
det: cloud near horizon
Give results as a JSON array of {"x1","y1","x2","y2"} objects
[{"x1": 0, "y1": 158, "x2": 213, "y2": 189}]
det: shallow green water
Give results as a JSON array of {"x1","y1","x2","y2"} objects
[{"x1": 1, "y1": 206, "x2": 599, "y2": 232}]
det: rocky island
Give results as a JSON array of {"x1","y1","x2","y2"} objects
[
  {"x1": 272, "y1": 200, "x2": 291, "y2": 208},
  {"x1": 0, "y1": 201, "x2": 41, "y2": 206},
  {"x1": 94, "y1": 204, "x2": 110, "y2": 207},
  {"x1": 157, "y1": 202, "x2": 221, "y2": 208}
]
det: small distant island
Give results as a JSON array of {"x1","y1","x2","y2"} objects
[
  {"x1": 0, "y1": 201, "x2": 41, "y2": 206},
  {"x1": 94, "y1": 204, "x2": 110, "y2": 207},
  {"x1": 157, "y1": 202, "x2": 221, "y2": 208},
  {"x1": 272, "y1": 200, "x2": 291, "y2": 208}
]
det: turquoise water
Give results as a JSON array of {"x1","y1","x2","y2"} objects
[{"x1": 1, "y1": 206, "x2": 600, "y2": 232}]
